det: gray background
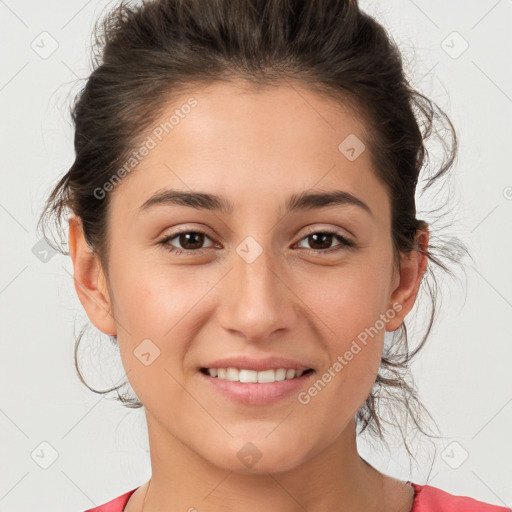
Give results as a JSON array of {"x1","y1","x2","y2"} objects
[{"x1": 0, "y1": 0, "x2": 511, "y2": 510}]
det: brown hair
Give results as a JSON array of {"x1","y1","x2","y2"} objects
[{"x1": 38, "y1": 0, "x2": 469, "y2": 461}]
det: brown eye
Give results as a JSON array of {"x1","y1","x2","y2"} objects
[
  {"x1": 158, "y1": 230, "x2": 215, "y2": 254},
  {"x1": 175, "y1": 232, "x2": 206, "y2": 250},
  {"x1": 296, "y1": 231, "x2": 355, "y2": 253},
  {"x1": 306, "y1": 233, "x2": 335, "y2": 250}
]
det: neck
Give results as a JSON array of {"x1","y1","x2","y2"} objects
[{"x1": 140, "y1": 414, "x2": 388, "y2": 512}]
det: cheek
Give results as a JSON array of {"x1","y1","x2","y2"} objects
[
  {"x1": 108, "y1": 259, "x2": 219, "y2": 382},
  {"x1": 109, "y1": 252, "x2": 215, "y2": 334},
  {"x1": 298, "y1": 254, "x2": 392, "y2": 342},
  {"x1": 293, "y1": 253, "x2": 392, "y2": 394}
]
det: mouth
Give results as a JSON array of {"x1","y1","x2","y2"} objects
[
  {"x1": 199, "y1": 367, "x2": 314, "y2": 382},
  {"x1": 198, "y1": 367, "x2": 316, "y2": 405}
]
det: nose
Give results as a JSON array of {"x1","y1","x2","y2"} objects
[{"x1": 216, "y1": 242, "x2": 299, "y2": 342}]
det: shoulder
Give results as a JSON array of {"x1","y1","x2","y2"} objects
[
  {"x1": 82, "y1": 487, "x2": 139, "y2": 512},
  {"x1": 409, "y1": 482, "x2": 511, "y2": 512}
]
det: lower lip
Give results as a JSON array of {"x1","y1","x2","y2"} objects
[{"x1": 198, "y1": 369, "x2": 315, "y2": 405}]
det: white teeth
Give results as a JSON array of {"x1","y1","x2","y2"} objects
[
  {"x1": 226, "y1": 368, "x2": 239, "y2": 381},
  {"x1": 206, "y1": 367, "x2": 307, "y2": 383}
]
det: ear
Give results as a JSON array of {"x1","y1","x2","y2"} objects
[
  {"x1": 68, "y1": 215, "x2": 117, "y2": 336},
  {"x1": 385, "y1": 224, "x2": 429, "y2": 332}
]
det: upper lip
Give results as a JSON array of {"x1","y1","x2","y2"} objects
[{"x1": 200, "y1": 356, "x2": 313, "y2": 372}]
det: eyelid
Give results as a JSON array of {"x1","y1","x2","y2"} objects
[
  {"x1": 298, "y1": 224, "x2": 353, "y2": 241},
  {"x1": 158, "y1": 224, "x2": 216, "y2": 240}
]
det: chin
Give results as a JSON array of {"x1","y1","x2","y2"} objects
[{"x1": 203, "y1": 435, "x2": 311, "y2": 475}]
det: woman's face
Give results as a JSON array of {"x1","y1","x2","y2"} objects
[{"x1": 72, "y1": 80, "x2": 424, "y2": 474}]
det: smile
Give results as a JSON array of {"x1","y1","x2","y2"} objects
[{"x1": 201, "y1": 367, "x2": 314, "y2": 383}]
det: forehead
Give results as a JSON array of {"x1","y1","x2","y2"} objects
[
  {"x1": 163, "y1": 79, "x2": 369, "y2": 158},
  {"x1": 110, "y1": 79, "x2": 390, "y2": 224}
]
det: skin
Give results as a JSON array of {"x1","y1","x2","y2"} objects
[{"x1": 68, "y1": 79, "x2": 428, "y2": 512}]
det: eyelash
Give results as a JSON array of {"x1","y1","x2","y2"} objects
[{"x1": 157, "y1": 229, "x2": 356, "y2": 256}]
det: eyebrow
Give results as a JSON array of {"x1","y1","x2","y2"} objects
[{"x1": 139, "y1": 188, "x2": 373, "y2": 217}]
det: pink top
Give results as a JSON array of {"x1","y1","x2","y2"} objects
[{"x1": 83, "y1": 481, "x2": 511, "y2": 511}]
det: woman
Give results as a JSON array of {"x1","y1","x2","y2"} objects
[{"x1": 38, "y1": 0, "x2": 510, "y2": 510}]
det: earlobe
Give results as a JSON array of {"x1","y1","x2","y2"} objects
[
  {"x1": 68, "y1": 216, "x2": 117, "y2": 336},
  {"x1": 386, "y1": 226, "x2": 429, "y2": 332}
]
